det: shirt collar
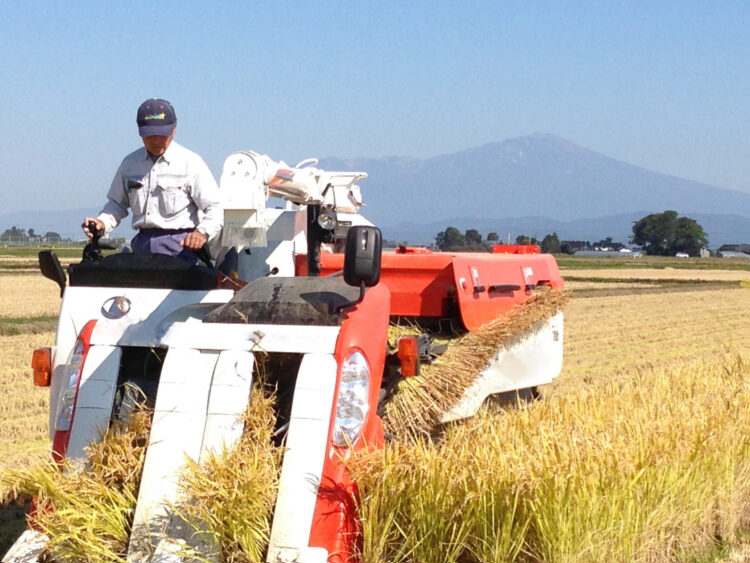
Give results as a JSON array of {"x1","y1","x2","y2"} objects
[
  {"x1": 140, "y1": 141, "x2": 177, "y2": 165},
  {"x1": 160, "y1": 141, "x2": 177, "y2": 165}
]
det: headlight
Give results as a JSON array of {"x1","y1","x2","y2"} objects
[
  {"x1": 332, "y1": 350, "x2": 370, "y2": 447},
  {"x1": 317, "y1": 207, "x2": 337, "y2": 231},
  {"x1": 54, "y1": 339, "x2": 86, "y2": 432}
]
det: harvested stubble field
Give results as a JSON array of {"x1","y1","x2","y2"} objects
[{"x1": 0, "y1": 257, "x2": 749, "y2": 561}]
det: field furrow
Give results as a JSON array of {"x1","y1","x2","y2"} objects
[{"x1": 554, "y1": 287, "x2": 750, "y2": 393}]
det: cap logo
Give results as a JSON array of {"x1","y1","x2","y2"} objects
[{"x1": 144, "y1": 113, "x2": 166, "y2": 121}]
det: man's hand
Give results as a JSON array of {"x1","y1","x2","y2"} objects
[
  {"x1": 82, "y1": 218, "x2": 104, "y2": 239},
  {"x1": 181, "y1": 230, "x2": 208, "y2": 251}
]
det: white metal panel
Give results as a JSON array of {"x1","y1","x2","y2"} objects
[
  {"x1": 267, "y1": 354, "x2": 337, "y2": 562},
  {"x1": 48, "y1": 287, "x2": 232, "y2": 437},
  {"x1": 127, "y1": 349, "x2": 218, "y2": 562},
  {"x1": 90, "y1": 288, "x2": 233, "y2": 347},
  {"x1": 267, "y1": 546, "x2": 328, "y2": 563},
  {"x1": 1, "y1": 529, "x2": 49, "y2": 563},
  {"x1": 206, "y1": 383, "x2": 251, "y2": 417},
  {"x1": 441, "y1": 312, "x2": 564, "y2": 422},
  {"x1": 161, "y1": 321, "x2": 340, "y2": 354},
  {"x1": 66, "y1": 346, "x2": 121, "y2": 460},
  {"x1": 200, "y1": 350, "x2": 254, "y2": 459},
  {"x1": 151, "y1": 538, "x2": 188, "y2": 563}
]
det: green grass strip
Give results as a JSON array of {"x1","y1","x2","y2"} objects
[{"x1": 0, "y1": 316, "x2": 58, "y2": 336}]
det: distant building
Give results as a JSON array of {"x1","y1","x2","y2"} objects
[
  {"x1": 718, "y1": 244, "x2": 750, "y2": 255},
  {"x1": 717, "y1": 244, "x2": 750, "y2": 258}
]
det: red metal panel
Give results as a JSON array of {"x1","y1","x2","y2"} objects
[
  {"x1": 449, "y1": 253, "x2": 563, "y2": 330},
  {"x1": 308, "y1": 283, "x2": 390, "y2": 561},
  {"x1": 310, "y1": 250, "x2": 564, "y2": 331},
  {"x1": 316, "y1": 252, "x2": 456, "y2": 318}
]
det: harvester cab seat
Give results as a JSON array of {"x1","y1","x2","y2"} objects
[{"x1": 66, "y1": 221, "x2": 219, "y2": 290}]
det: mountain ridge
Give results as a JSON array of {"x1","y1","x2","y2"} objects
[
  {"x1": 319, "y1": 134, "x2": 750, "y2": 226},
  {"x1": 3, "y1": 135, "x2": 750, "y2": 247}
]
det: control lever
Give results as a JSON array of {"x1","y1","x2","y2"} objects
[
  {"x1": 82, "y1": 220, "x2": 115, "y2": 261},
  {"x1": 196, "y1": 243, "x2": 214, "y2": 268}
]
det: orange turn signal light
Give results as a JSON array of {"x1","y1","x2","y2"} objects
[
  {"x1": 31, "y1": 348, "x2": 52, "y2": 387},
  {"x1": 397, "y1": 336, "x2": 420, "y2": 378}
]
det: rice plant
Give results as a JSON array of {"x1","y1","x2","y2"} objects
[
  {"x1": 354, "y1": 354, "x2": 750, "y2": 563},
  {"x1": 0, "y1": 411, "x2": 151, "y2": 563}
]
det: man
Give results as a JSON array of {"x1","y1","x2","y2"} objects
[{"x1": 82, "y1": 98, "x2": 222, "y2": 264}]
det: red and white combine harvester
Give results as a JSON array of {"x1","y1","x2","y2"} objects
[{"x1": 4, "y1": 151, "x2": 564, "y2": 563}]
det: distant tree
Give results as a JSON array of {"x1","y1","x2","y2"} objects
[
  {"x1": 540, "y1": 232, "x2": 561, "y2": 254},
  {"x1": 559, "y1": 241, "x2": 575, "y2": 255},
  {"x1": 464, "y1": 229, "x2": 483, "y2": 246},
  {"x1": 0, "y1": 226, "x2": 27, "y2": 241},
  {"x1": 487, "y1": 232, "x2": 499, "y2": 242},
  {"x1": 44, "y1": 231, "x2": 62, "y2": 241},
  {"x1": 631, "y1": 210, "x2": 707, "y2": 256},
  {"x1": 515, "y1": 234, "x2": 539, "y2": 245},
  {"x1": 435, "y1": 226, "x2": 465, "y2": 251},
  {"x1": 672, "y1": 216, "x2": 709, "y2": 255},
  {"x1": 593, "y1": 237, "x2": 625, "y2": 251}
]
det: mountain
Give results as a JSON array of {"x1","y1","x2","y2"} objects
[
  {"x1": 3, "y1": 135, "x2": 750, "y2": 247},
  {"x1": 319, "y1": 134, "x2": 750, "y2": 245}
]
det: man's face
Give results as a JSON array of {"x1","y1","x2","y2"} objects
[{"x1": 142, "y1": 129, "x2": 175, "y2": 156}]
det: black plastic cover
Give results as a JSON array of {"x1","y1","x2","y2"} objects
[
  {"x1": 67, "y1": 253, "x2": 217, "y2": 290},
  {"x1": 203, "y1": 276, "x2": 361, "y2": 326}
]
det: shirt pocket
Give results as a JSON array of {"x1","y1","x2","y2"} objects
[
  {"x1": 157, "y1": 175, "x2": 191, "y2": 216},
  {"x1": 126, "y1": 175, "x2": 148, "y2": 215}
]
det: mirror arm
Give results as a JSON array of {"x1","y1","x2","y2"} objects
[{"x1": 334, "y1": 281, "x2": 366, "y2": 314}]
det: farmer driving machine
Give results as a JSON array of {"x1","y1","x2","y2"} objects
[{"x1": 4, "y1": 151, "x2": 565, "y2": 563}]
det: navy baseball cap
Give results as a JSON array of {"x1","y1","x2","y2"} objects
[{"x1": 136, "y1": 98, "x2": 177, "y2": 137}]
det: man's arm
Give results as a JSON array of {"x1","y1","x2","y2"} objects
[
  {"x1": 81, "y1": 163, "x2": 130, "y2": 237},
  {"x1": 189, "y1": 157, "x2": 223, "y2": 240}
]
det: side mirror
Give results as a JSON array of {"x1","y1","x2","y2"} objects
[
  {"x1": 39, "y1": 250, "x2": 66, "y2": 297},
  {"x1": 344, "y1": 226, "x2": 382, "y2": 288}
]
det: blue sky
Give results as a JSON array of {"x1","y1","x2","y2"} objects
[{"x1": 1, "y1": 0, "x2": 748, "y2": 217}]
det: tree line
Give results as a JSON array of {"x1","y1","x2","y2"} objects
[
  {"x1": 433, "y1": 210, "x2": 708, "y2": 256},
  {"x1": 434, "y1": 227, "x2": 578, "y2": 254},
  {"x1": 1, "y1": 226, "x2": 62, "y2": 242}
]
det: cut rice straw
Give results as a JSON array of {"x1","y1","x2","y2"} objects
[{"x1": 382, "y1": 288, "x2": 570, "y2": 441}]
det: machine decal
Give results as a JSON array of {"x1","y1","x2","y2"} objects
[{"x1": 101, "y1": 296, "x2": 132, "y2": 318}]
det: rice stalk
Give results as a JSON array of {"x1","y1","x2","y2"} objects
[
  {"x1": 0, "y1": 411, "x2": 151, "y2": 563},
  {"x1": 354, "y1": 354, "x2": 750, "y2": 563}
]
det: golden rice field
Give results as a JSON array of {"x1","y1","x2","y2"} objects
[
  {"x1": 0, "y1": 275, "x2": 62, "y2": 318},
  {"x1": 564, "y1": 267, "x2": 750, "y2": 282},
  {"x1": 0, "y1": 275, "x2": 59, "y2": 476},
  {"x1": 1, "y1": 261, "x2": 749, "y2": 561}
]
